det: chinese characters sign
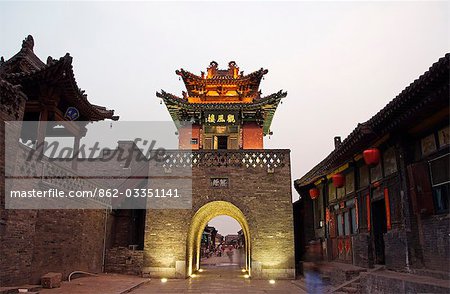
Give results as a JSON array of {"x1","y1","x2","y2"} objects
[
  {"x1": 210, "y1": 177, "x2": 229, "y2": 188},
  {"x1": 204, "y1": 111, "x2": 239, "y2": 125}
]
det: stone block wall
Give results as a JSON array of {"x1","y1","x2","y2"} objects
[
  {"x1": 1, "y1": 126, "x2": 110, "y2": 286},
  {"x1": 105, "y1": 247, "x2": 144, "y2": 275},
  {"x1": 420, "y1": 214, "x2": 450, "y2": 272},
  {"x1": 360, "y1": 271, "x2": 450, "y2": 293},
  {"x1": 384, "y1": 228, "x2": 408, "y2": 271},
  {"x1": 352, "y1": 233, "x2": 373, "y2": 268},
  {"x1": 143, "y1": 150, "x2": 295, "y2": 279},
  {"x1": 0, "y1": 208, "x2": 107, "y2": 285}
]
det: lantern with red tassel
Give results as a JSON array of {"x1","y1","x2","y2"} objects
[
  {"x1": 332, "y1": 173, "x2": 345, "y2": 188},
  {"x1": 363, "y1": 148, "x2": 381, "y2": 166},
  {"x1": 309, "y1": 187, "x2": 320, "y2": 200}
]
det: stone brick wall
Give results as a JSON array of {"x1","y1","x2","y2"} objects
[
  {"x1": 420, "y1": 214, "x2": 450, "y2": 272},
  {"x1": 384, "y1": 228, "x2": 408, "y2": 270},
  {"x1": 0, "y1": 80, "x2": 28, "y2": 286},
  {"x1": 1, "y1": 136, "x2": 109, "y2": 286},
  {"x1": 352, "y1": 233, "x2": 373, "y2": 268},
  {"x1": 105, "y1": 247, "x2": 144, "y2": 275},
  {"x1": 1, "y1": 208, "x2": 108, "y2": 285},
  {"x1": 142, "y1": 150, "x2": 295, "y2": 279},
  {"x1": 360, "y1": 270, "x2": 450, "y2": 293}
]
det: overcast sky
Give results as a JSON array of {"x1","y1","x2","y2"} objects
[{"x1": 1, "y1": 1, "x2": 448, "y2": 235}]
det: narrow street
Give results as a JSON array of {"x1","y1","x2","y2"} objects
[{"x1": 131, "y1": 248, "x2": 307, "y2": 293}]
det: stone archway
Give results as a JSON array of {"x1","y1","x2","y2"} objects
[
  {"x1": 186, "y1": 201, "x2": 251, "y2": 276},
  {"x1": 142, "y1": 150, "x2": 295, "y2": 280}
]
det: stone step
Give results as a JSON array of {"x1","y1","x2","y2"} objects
[{"x1": 411, "y1": 269, "x2": 450, "y2": 281}]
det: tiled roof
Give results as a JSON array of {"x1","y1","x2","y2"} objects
[
  {"x1": 0, "y1": 35, "x2": 118, "y2": 121},
  {"x1": 157, "y1": 89, "x2": 286, "y2": 134},
  {"x1": 295, "y1": 54, "x2": 450, "y2": 189},
  {"x1": 175, "y1": 62, "x2": 268, "y2": 98}
]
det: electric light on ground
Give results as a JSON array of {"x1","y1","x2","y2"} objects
[
  {"x1": 241, "y1": 269, "x2": 246, "y2": 272},
  {"x1": 191, "y1": 274, "x2": 197, "y2": 278},
  {"x1": 269, "y1": 279, "x2": 276, "y2": 284},
  {"x1": 244, "y1": 274, "x2": 250, "y2": 279},
  {"x1": 161, "y1": 278, "x2": 168, "y2": 283},
  {"x1": 198, "y1": 269, "x2": 204, "y2": 272}
]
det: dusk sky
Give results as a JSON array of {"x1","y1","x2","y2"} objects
[{"x1": 1, "y1": 1, "x2": 448, "y2": 236}]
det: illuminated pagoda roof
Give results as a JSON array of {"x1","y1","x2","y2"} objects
[
  {"x1": 0, "y1": 35, "x2": 118, "y2": 121},
  {"x1": 157, "y1": 61, "x2": 286, "y2": 135},
  {"x1": 176, "y1": 61, "x2": 269, "y2": 102}
]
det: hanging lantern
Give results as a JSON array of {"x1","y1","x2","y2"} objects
[
  {"x1": 363, "y1": 148, "x2": 381, "y2": 166},
  {"x1": 309, "y1": 187, "x2": 320, "y2": 200},
  {"x1": 332, "y1": 173, "x2": 345, "y2": 188}
]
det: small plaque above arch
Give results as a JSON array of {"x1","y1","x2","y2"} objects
[{"x1": 210, "y1": 177, "x2": 229, "y2": 188}]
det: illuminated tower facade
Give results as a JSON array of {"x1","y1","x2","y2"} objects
[
  {"x1": 157, "y1": 61, "x2": 286, "y2": 150},
  {"x1": 148, "y1": 61, "x2": 295, "y2": 280}
]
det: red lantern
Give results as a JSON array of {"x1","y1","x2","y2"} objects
[
  {"x1": 363, "y1": 148, "x2": 380, "y2": 166},
  {"x1": 332, "y1": 173, "x2": 345, "y2": 188},
  {"x1": 309, "y1": 187, "x2": 320, "y2": 200}
]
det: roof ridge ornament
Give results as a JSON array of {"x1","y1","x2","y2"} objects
[
  {"x1": 46, "y1": 56, "x2": 57, "y2": 65},
  {"x1": 207, "y1": 61, "x2": 218, "y2": 78},
  {"x1": 21, "y1": 35, "x2": 34, "y2": 51},
  {"x1": 209, "y1": 61, "x2": 218, "y2": 68}
]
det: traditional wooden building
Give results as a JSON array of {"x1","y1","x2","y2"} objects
[
  {"x1": 0, "y1": 36, "x2": 118, "y2": 123},
  {"x1": 0, "y1": 35, "x2": 118, "y2": 169},
  {"x1": 200, "y1": 226, "x2": 217, "y2": 258},
  {"x1": 294, "y1": 54, "x2": 449, "y2": 291},
  {"x1": 0, "y1": 35, "x2": 118, "y2": 286},
  {"x1": 157, "y1": 61, "x2": 286, "y2": 150}
]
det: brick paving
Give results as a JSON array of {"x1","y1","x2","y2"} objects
[
  {"x1": 31, "y1": 269, "x2": 308, "y2": 294},
  {"x1": 32, "y1": 251, "x2": 331, "y2": 293},
  {"x1": 131, "y1": 268, "x2": 306, "y2": 294},
  {"x1": 7, "y1": 251, "x2": 332, "y2": 294},
  {"x1": 131, "y1": 250, "x2": 307, "y2": 294},
  {"x1": 38, "y1": 273, "x2": 149, "y2": 294}
]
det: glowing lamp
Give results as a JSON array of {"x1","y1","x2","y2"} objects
[
  {"x1": 161, "y1": 278, "x2": 168, "y2": 283},
  {"x1": 269, "y1": 279, "x2": 276, "y2": 284},
  {"x1": 309, "y1": 187, "x2": 320, "y2": 200},
  {"x1": 244, "y1": 274, "x2": 250, "y2": 279},
  {"x1": 332, "y1": 173, "x2": 345, "y2": 188},
  {"x1": 363, "y1": 148, "x2": 380, "y2": 166}
]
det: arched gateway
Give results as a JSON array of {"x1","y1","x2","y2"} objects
[
  {"x1": 142, "y1": 62, "x2": 295, "y2": 279},
  {"x1": 186, "y1": 201, "x2": 251, "y2": 276}
]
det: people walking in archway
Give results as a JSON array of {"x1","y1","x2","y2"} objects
[{"x1": 226, "y1": 245, "x2": 234, "y2": 264}]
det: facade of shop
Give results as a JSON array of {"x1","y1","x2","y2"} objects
[{"x1": 294, "y1": 54, "x2": 449, "y2": 275}]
